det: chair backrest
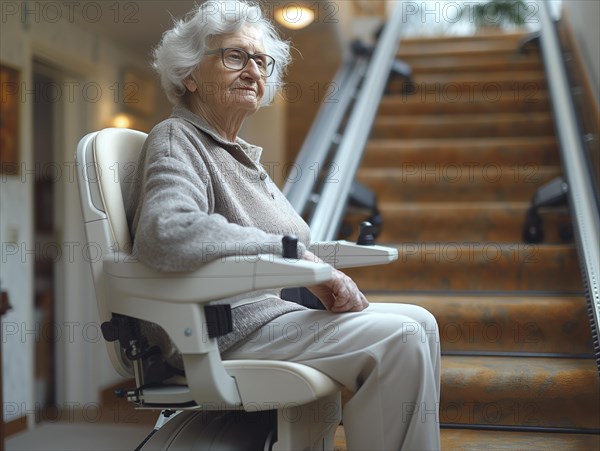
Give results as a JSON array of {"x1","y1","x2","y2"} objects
[{"x1": 76, "y1": 128, "x2": 148, "y2": 377}]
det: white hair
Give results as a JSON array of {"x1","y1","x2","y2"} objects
[{"x1": 152, "y1": 0, "x2": 291, "y2": 107}]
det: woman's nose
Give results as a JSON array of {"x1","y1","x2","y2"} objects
[{"x1": 242, "y1": 58, "x2": 262, "y2": 80}]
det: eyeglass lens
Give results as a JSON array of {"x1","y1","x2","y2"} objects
[{"x1": 222, "y1": 48, "x2": 274, "y2": 76}]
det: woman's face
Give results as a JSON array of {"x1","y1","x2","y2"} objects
[{"x1": 185, "y1": 25, "x2": 267, "y2": 117}]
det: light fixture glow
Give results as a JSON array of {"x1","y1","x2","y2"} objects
[
  {"x1": 112, "y1": 114, "x2": 131, "y2": 128},
  {"x1": 274, "y1": 5, "x2": 315, "y2": 30}
]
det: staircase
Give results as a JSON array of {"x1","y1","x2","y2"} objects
[{"x1": 342, "y1": 32, "x2": 600, "y2": 449}]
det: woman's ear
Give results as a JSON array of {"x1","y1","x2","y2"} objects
[{"x1": 183, "y1": 75, "x2": 198, "y2": 93}]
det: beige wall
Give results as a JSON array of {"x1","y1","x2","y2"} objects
[
  {"x1": 0, "y1": 6, "x2": 163, "y2": 425},
  {"x1": 561, "y1": 0, "x2": 600, "y2": 103}
]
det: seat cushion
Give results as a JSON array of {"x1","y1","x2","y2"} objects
[
  {"x1": 224, "y1": 360, "x2": 341, "y2": 406},
  {"x1": 139, "y1": 360, "x2": 340, "y2": 409}
]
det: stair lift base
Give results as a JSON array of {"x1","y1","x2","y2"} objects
[{"x1": 138, "y1": 393, "x2": 341, "y2": 451}]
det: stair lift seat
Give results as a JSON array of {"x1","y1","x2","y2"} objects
[{"x1": 75, "y1": 128, "x2": 398, "y2": 450}]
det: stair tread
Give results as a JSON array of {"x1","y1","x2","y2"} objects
[
  {"x1": 400, "y1": 53, "x2": 542, "y2": 71},
  {"x1": 379, "y1": 93, "x2": 550, "y2": 111},
  {"x1": 375, "y1": 111, "x2": 553, "y2": 121},
  {"x1": 357, "y1": 165, "x2": 561, "y2": 202},
  {"x1": 335, "y1": 426, "x2": 600, "y2": 450},
  {"x1": 364, "y1": 294, "x2": 593, "y2": 355},
  {"x1": 372, "y1": 113, "x2": 555, "y2": 139},
  {"x1": 399, "y1": 39, "x2": 531, "y2": 57},
  {"x1": 401, "y1": 32, "x2": 532, "y2": 46},
  {"x1": 439, "y1": 356, "x2": 600, "y2": 429},
  {"x1": 366, "y1": 293, "x2": 585, "y2": 303},
  {"x1": 380, "y1": 92, "x2": 550, "y2": 104},
  {"x1": 363, "y1": 137, "x2": 559, "y2": 165},
  {"x1": 367, "y1": 136, "x2": 556, "y2": 148},
  {"x1": 409, "y1": 70, "x2": 546, "y2": 83},
  {"x1": 358, "y1": 165, "x2": 560, "y2": 175},
  {"x1": 345, "y1": 244, "x2": 582, "y2": 291},
  {"x1": 344, "y1": 201, "x2": 571, "y2": 243},
  {"x1": 377, "y1": 200, "x2": 530, "y2": 210},
  {"x1": 408, "y1": 57, "x2": 542, "y2": 73},
  {"x1": 440, "y1": 428, "x2": 600, "y2": 450},
  {"x1": 363, "y1": 242, "x2": 577, "y2": 251},
  {"x1": 356, "y1": 166, "x2": 561, "y2": 202}
]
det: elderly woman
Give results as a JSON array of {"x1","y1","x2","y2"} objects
[{"x1": 125, "y1": 1, "x2": 440, "y2": 449}]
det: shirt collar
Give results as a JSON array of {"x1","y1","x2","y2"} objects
[{"x1": 172, "y1": 106, "x2": 263, "y2": 162}]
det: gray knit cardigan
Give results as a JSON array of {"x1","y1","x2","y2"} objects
[{"x1": 124, "y1": 107, "x2": 311, "y2": 366}]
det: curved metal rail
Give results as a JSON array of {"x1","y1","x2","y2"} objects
[
  {"x1": 538, "y1": 0, "x2": 600, "y2": 370},
  {"x1": 283, "y1": 1, "x2": 405, "y2": 242}
]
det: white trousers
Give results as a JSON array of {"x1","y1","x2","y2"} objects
[{"x1": 222, "y1": 303, "x2": 441, "y2": 451}]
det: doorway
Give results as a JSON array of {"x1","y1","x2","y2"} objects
[
  {"x1": 32, "y1": 60, "x2": 62, "y2": 417},
  {"x1": 32, "y1": 56, "x2": 97, "y2": 410}
]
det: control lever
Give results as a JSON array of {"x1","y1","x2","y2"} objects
[
  {"x1": 282, "y1": 235, "x2": 299, "y2": 259},
  {"x1": 357, "y1": 221, "x2": 375, "y2": 246}
]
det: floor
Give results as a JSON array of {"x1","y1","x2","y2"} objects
[
  {"x1": 8, "y1": 422, "x2": 600, "y2": 450},
  {"x1": 6, "y1": 422, "x2": 346, "y2": 450},
  {"x1": 6, "y1": 422, "x2": 151, "y2": 451}
]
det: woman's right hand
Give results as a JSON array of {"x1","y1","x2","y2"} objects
[{"x1": 303, "y1": 251, "x2": 369, "y2": 313}]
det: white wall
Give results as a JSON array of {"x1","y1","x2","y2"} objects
[
  {"x1": 0, "y1": 6, "x2": 158, "y2": 425},
  {"x1": 561, "y1": 0, "x2": 600, "y2": 104}
]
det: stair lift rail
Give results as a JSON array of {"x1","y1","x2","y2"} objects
[
  {"x1": 283, "y1": 1, "x2": 405, "y2": 242},
  {"x1": 537, "y1": 1, "x2": 600, "y2": 371},
  {"x1": 282, "y1": 59, "x2": 364, "y2": 213}
]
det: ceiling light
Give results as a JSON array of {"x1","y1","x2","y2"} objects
[
  {"x1": 274, "y1": 5, "x2": 315, "y2": 30},
  {"x1": 112, "y1": 114, "x2": 131, "y2": 129}
]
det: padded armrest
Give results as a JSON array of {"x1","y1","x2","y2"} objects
[
  {"x1": 104, "y1": 251, "x2": 332, "y2": 303},
  {"x1": 101, "y1": 252, "x2": 335, "y2": 407},
  {"x1": 309, "y1": 240, "x2": 398, "y2": 268}
]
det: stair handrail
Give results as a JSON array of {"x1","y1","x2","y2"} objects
[
  {"x1": 307, "y1": 1, "x2": 405, "y2": 241},
  {"x1": 537, "y1": 1, "x2": 600, "y2": 367}
]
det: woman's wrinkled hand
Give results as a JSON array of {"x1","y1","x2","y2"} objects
[{"x1": 303, "y1": 251, "x2": 369, "y2": 313}]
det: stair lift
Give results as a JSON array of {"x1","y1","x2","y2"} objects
[
  {"x1": 518, "y1": 33, "x2": 574, "y2": 244},
  {"x1": 75, "y1": 128, "x2": 397, "y2": 450}
]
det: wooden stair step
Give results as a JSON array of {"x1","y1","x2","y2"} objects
[
  {"x1": 344, "y1": 244, "x2": 582, "y2": 292},
  {"x1": 406, "y1": 54, "x2": 543, "y2": 74},
  {"x1": 440, "y1": 356, "x2": 600, "y2": 429},
  {"x1": 344, "y1": 202, "x2": 571, "y2": 243},
  {"x1": 363, "y1": 137, "x2": 559, "y2": 167},
  {"x1": 378, "y1": 93, "x2": 551, "y2": 115},
  {"x1": 334, "y1": 426, "x2": 600, "y2": 451},
  {"x1": 408, "y1": 70, "x2": 545, "y2": 85},
  {"x1": 399, "y1": 45, "x2": 529, "y2": 61},
  {"x1": 440, "y1": 428, "x2": 600, "y2": 451},
  {"x1": 399, "y1": 34, "x2": 532, "y2": 57},
  {"x1": 400, "y1": 52, "x2": 541, "y2": 73},
  {"x1": 365, "y1": 294, "x2": 593, "y2": 355},
  {"x1": 391, "y1": 78, "x2": 547, "y2": 100},
  {"x1": 371, "y1": 113, "x2": 555, "y2": 139},
  {"x1": 401, "y1": 32, "x2": 532, "y2": 48},
  {"x1": 356, "y1": 166, "x2": 561, "y2": 202}
]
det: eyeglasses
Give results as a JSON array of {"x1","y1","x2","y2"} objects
[{"x1": 205, "y1": 47, "x2": 276, "y2": 77}]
